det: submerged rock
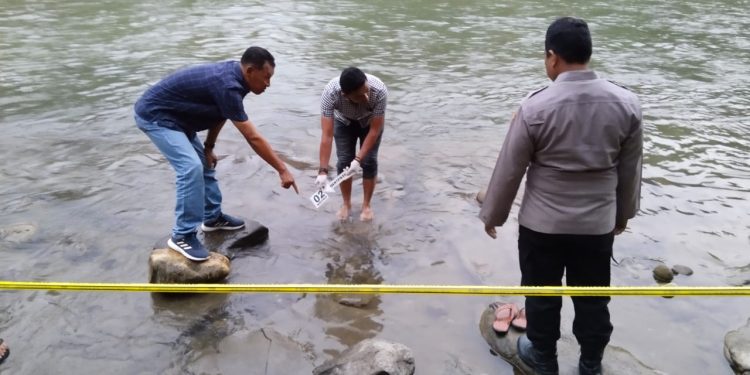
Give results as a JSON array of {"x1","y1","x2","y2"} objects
[
  {"x1": 479, "y1": 303, "x2": 664, "y2": 374},
  {"x1": 671, "y1": 264, "x2": 694, "y2": 276},
  {"x1": 148, "y1": 248, "x2": 230, "y2": 284},
  {"x1": 652, "y1": 264, "x2": 674, "y2": 283},
  {"x1": 188, "y1": 328, "x2": 314, "y2": 374},
  {"x1": 724, "y1": 318, "x2": 750, "y2": 374},
  {"x1": 0, "y1": 223, "x2": 36, "y2": 243},
  {"x1": 313, "y1": 339, "x2": 415, "y2": 375}
]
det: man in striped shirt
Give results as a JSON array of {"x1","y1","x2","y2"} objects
[{"x1": 316, "y1": 67, "x2": 388, "y2": 221}]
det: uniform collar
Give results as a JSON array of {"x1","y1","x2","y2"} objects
[{"x1": 555, "y1": 70, "x2": 598, "y2": 82}]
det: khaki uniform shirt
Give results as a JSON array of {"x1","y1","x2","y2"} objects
[{"x1": 479, "y1": 70, "x2": 643, "y2": 235}]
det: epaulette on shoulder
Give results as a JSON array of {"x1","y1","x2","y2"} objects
[
  {"x1": 607, "y1": 80, "x2": 632, "y2": 91},
  {"x1": 523, "y1": 86, "x2": 548, "y2": 101}
]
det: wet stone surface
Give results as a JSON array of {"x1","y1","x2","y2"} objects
[
  {"x1": 153, "y1": 220, "x2": 269, "y2": 259},
  {"x1": 478, "y1": 303, "x2": 664, "y2": 374},
  {"x1": 148, "y1": 249, "x2": 230, "y2": 284},
  {"x1": 725, "y1": 318, "x2": 750, "y2": 374},
  {"x1": 671, "y1": 264, "x2": 694, "y2": 276},
  {"x1": 652, "y1": 264, "x2": 674, "y2": 283}
]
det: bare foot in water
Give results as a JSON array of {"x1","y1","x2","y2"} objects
[
  {"x1": 360, "y1": 206, "x2": 374, "y2": 222},
  {"x1": 337, "y1": 205, "x2": 351, "y2": 221}
]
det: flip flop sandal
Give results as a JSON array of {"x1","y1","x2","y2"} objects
[
  {"x1": 491, "y1": 303, "x2": 518, "y2": 334},
  {"x1": 511, "y1": 307, "x2": 527, "y2": 331},
  {"x1": 0, "y1": 338, "x2": 9, "y2": 365}
]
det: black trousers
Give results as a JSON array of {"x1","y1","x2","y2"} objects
[{"x1": 518, "y1": 225, "x2": 614, "y2": 358}]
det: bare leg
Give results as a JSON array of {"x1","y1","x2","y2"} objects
[
  {"x1": 338, "y1": 178, "x2": 353, "y2": 220},
  {"x1": 360, "y1": 177, "x2": 376, "y2": 221}
]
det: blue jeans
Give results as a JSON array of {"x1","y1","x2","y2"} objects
[
  {"x1": 135, "y1": 114, "x2": 222, "y2": 236},
  {"x1": 334, "y1": 119, "x2": 383, "y2": 179}
]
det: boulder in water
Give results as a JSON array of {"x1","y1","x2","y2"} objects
[
  {"x1": 313, "y1": 339, "x2": 415, "y2": 375},
  {"x1": 148, "y1": 248, "x2": 230, "y2": 284},
  {"x1": 671, "y1": 264, "x2": 694, "y2": 276},
  {"x1": 478, "y1": 303, "x2": 665, "y2": 374},
  {"x1": 652, "y1": 264, "x2": 674, "y2": 283},
  {"x1": 724, "y1": 318, "x2": 750, "y2": 374}
]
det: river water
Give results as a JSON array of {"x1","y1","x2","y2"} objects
[{"x1": 1, "y1": 0, "x2": 749, "y2": 374}]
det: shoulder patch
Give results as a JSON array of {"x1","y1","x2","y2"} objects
[
  {"x1": 524, "y1": 86, "x2": 548, "y2": 100},
  {"x1": 607, "y1": 80, "x2": 632, "y2": 91}
]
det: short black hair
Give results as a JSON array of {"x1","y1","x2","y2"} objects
[
  {"x1": 241, "y1": 46, "x2": 275, "y2": 69},
  {"x1": 339, "y1": 67, "x2": 367, "y2": 94},
  {"x1": 545, "y1": 17, "x2": 592, "y2": 64}
]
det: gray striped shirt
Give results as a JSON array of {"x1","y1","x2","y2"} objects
[{"x1": 320, "y1": 73, "x2": 388, "y2": 127}]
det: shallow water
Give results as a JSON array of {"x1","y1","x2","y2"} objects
[{"x1": 1, "y1": 0, "x2": 749, "y2": 373}]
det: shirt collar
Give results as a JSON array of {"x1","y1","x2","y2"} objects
[
  {"x1": 234, "y1": 61, "x2": 251, "y2": 92},
  {"x1": 555, "y1": 70, "x2": 598, "y2": 82}
]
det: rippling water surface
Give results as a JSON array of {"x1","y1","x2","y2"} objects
[{"x1": 1, "y1": 1, "x2": 749, "y2": 373}]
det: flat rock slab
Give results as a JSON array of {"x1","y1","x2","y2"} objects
[
  {"x1": 724, "y1": 318, "x2": 750, "y2": 374},
  {"x1": 148, "y1": 248, "x2": 230, "y2": 284},
  {"x1": 153, "y1": 220, "x2": 268, "y2": 258},
  {"x1": 188, "y1": 328, "x2": 314, "y2": 375},
  {"x1": 479, "y1": 303, "x2": 664, "y2": 375}
]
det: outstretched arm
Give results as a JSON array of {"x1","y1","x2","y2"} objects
[{"x1": 232, "y1": 119, "x2": 298, "y2": 194}]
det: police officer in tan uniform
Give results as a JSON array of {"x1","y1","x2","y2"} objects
[{"x1": 480, "y1": 17, "x2": 643, "y2": 375}]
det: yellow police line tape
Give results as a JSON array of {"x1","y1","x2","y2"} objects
[{"x1": 0, "y1": 281, "x2": 749, "y2": 296}]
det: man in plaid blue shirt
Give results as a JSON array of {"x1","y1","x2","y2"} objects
[
  {"x1": 134, "y1": 46, "x2": 298, "y2": 261},
  {"x1": 316, "y1": 67, "x2": 388, "y2": 221}
]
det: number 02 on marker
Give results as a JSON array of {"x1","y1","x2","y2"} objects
[{"x1": 310, "y1": 189, "x2": 329, "y2": 208}]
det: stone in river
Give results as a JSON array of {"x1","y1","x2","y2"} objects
[
  {"x1": 652, "y1": 264, "x2": 674, "y2": 283},
  {"x1": 148, "y1": 248, "x2": 230, "y2": 284},
  {"x1": 725, "y1": 318, "x2": 750, "y2": 374},
  {"x1": 671, "y1": 264, "x2": 694, "y2": 276},
  {"x1": 478, "y1": 303, "x2": 664, "y2": 374},
  {"x1": 314, "y1": 339, "x2": 415, "y2": 375}
]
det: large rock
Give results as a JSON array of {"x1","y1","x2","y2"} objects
[
  {"x1": 313, "y1": 339, "x2": 415, "y2": 375},
  {"x1": 188, "y1": 328, "x2": 314, "y2": 374},
  {"x1": 148, "y1": 248, "x2": 230, "y2": 284},
  {"x1": 479, "y1": 303, "x2": 665, "y2": 374},
  {"x1": 153, "y1": 221, "x2": 268, "y2": 259},
  {"x1": 725, "y1": 318, "x2": 750, "y2": 374}
]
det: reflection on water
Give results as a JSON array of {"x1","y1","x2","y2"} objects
[
  {"x1": 314, "y1": 222, "x2": 384, "y2": 355},
  {"x1": 1, "y1": 0, "x2": 750, "y2": 374}
]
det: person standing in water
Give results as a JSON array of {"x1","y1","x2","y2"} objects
[{"x1": 316, "y1": 67, "x2": 388, "y2": 221}]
